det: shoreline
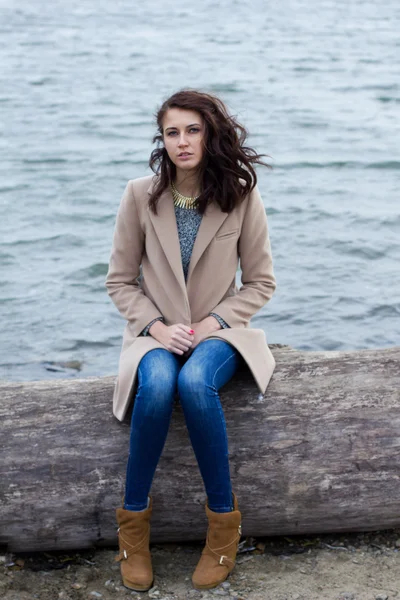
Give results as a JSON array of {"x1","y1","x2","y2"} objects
[{"x1": 2, "y1": 528, "x2": 400, "y2": 600}]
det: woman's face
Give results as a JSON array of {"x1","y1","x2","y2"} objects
[{"x1": 162, "y1": 108, "x2": 205, "y2": 173}]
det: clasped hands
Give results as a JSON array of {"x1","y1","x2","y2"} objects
[{"x1": 148, "y1": 316, "x2": 221, "y2": 356}]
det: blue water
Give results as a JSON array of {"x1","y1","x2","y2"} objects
[{"x1": 1, "y1": 0, "x2": 399, "y2": 381}]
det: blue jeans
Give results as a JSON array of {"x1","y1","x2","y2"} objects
[{"x1": 124, "y1": 339, "x2": 241, "y2": 513}]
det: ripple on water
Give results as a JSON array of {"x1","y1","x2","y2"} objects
[
  {"x1": 29, "y1": 77, "x2": 53, "y2": 86},
  {"x1": 278, "y1": 161, "x2": 400, "y2": 170},
  {"x1": 0, "y1": 251, "x2": 15, "y2": 265},
  {"x1": 293, "y1": 121, "x2": 330, "y2": 129},
  {"x1": 62, "y1": 339, "x2": 116, "y2": 351},
  {"x1": 2, "y1": 234, "x2": 85, "y2": 249},
  {"x1": 366, "y1": 161, "x2": 400, "y2": 169},
  {"x1": 22, "y1": 158, "x2": 68, "y2": 164},
  {"x1": 208, "y1": 82, "x2": 242, "y2": 92},
  {"x1": 279, "y1": 161, "x2": 358, "y2": 169},
  {"x1": 368, "y1": 304, "x2": 400, "y2": 318},
  {"x1": 380, "y1": 215, "x2": 400, "y2": 228},
  {"x1": 332, "y1": 83, "x2": 398, "y2": 92},
  {"x1": 377, "y1": 96, "x2": 400, "y2": 104},
  {"x1": 341, "y1": 304, "x2": 400, "y2": 322},
  {"x1": 68, "y1": 263, "x2": 109, "y2": 281},
  {"x1": 0, "y1": 184, "x2": 30, "y2": 193},
  {"x1": 328, "y1": 241, "x2": 389, "y2": 260}
]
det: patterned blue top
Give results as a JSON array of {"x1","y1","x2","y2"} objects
[
  {"x1": 175, "y1": 204, "x2": 203, "y2": 280},
  {"x1": 140, "y1": 204, "x2": 230, "y2": 336}
]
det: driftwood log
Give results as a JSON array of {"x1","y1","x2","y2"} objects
[{"x1": 1, "y1": 344, "x2": 399, "y2": 552}]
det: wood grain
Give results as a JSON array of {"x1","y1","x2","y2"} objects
[{"x1": 1, "y1": 344, "x2": 399, "y2": 552}]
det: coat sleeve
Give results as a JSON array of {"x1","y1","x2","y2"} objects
[
  {"x1": 105, "y1": 180, "x2": 164, "y2": 336},
  {"x1": 210, "y1": 184, "x2": 276, "y2": 328}
]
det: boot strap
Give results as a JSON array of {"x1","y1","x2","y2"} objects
[
  {"x1": 204, "y1": 527, "x2": 241, "y2": 569},
  {"x1": 115, "y1": 526, "x2": 149, "y2": 562}
]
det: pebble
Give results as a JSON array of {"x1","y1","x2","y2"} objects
[
  {"x1": 395, "y1": 539, "x2": 400, "y2": 548},
  {"x1": 236, "y1": 555, "x2": 253, "y2": 565},
  {"x1": 89, "y1": 593, "x2": 103, "y2": 598},
  {"x1": 221, "y1": 582, "x2": 231, "y2": 589},
  {"x1": 375, "y1": 595, "x2": 389, "y2": 600}
]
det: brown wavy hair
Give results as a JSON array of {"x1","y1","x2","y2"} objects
[{"x1": 148, "y1": 89, "x2": 271, "y2": 215}]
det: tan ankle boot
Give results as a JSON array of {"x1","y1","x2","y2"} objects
[
  {"x1": 192, "y1": 493, "x2": 242, "y2": 590},
  {"x1": 115, "y1": 496, "x2": 153, "y2": 591}
]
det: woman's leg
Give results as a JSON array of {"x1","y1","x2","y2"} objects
[
  {"x1": 177, "y1": 339, "x2": 241, "y2": 513},
  {"x1": 124, "y1": 348, "x2": 181, "y2": 510}
]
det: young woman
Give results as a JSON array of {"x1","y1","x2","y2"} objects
[{"x1": 105, "y1": 89, "x2": 276, "y2": 592}]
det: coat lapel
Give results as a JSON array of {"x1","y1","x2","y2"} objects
[
  {"x1": 147, "y1": 177, "x2": 229, "y2": 295},
  {"x1": 147, "y1": 182, "x2": 186, "y2": 295},
  {"x1": 186, "y1": 201, "x2": 228, "y2": 283}
]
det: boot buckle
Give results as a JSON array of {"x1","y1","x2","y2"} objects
[
  {"x1": 238, "y1": 524, "x2": 242, "y2": 535},
  {"x1": 219, "y1": 555, "x2": 227, "y2": 565},
  {"x1": 123, "y1": 549, "x2": 127, "y2": 559}
]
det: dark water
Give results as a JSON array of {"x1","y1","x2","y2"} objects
[{"x1": 1, "y1": 0, "x2": 399, "y2": 381}]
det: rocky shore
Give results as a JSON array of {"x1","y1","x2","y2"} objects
[{"x1": 1, "y1": 529, "x2": 400, "y2": 600}]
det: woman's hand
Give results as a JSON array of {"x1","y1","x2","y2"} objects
[
  {"x1": 149, "y1": 321, "x2": 195, "y2": 355},
  {"x1": 184, "y1": 316, "x2": 222, "y2": 354}
]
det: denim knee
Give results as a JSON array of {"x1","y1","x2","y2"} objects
[
  {"x1": 177, "y1": 365, "x2": 214, "y2": 418},
  {"x1": 178, "y1": 362, "x2": 209, "y2": 395},
  {"x1": 135, "y1": 350, "x2": 178, "y2": 416}
]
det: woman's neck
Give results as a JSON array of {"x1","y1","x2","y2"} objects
[{"x1": 174, "y1": 169, "x2": 201, "y2": 197}]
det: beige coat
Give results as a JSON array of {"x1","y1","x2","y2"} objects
[{"x1": 105, "y1": 174, "x2": 277, "y2": 421}]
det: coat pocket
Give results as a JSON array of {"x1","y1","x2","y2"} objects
[{"x1": 215, "y1": 228, "x2": 239, "y2": 241}]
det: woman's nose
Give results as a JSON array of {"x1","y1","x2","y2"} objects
[{"x1": 178, "y1": 134, "x2": 188, "y2": 146}]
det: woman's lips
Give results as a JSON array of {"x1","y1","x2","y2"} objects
[{"x1": 178, "y1": 153, "x2": 193, "y2": 160}]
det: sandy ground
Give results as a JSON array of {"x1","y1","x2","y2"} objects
[{"x1": 1, "y1": 529, "x2": 400, "y2": 600}]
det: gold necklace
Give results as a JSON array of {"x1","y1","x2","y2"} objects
[{"x1": 171, "y1": 180, "x2": 200, "y2": 209}]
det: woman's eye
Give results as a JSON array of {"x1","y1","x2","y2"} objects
[{"x1": 166, "y1": 128, "x2": 199, "y2": 136}]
